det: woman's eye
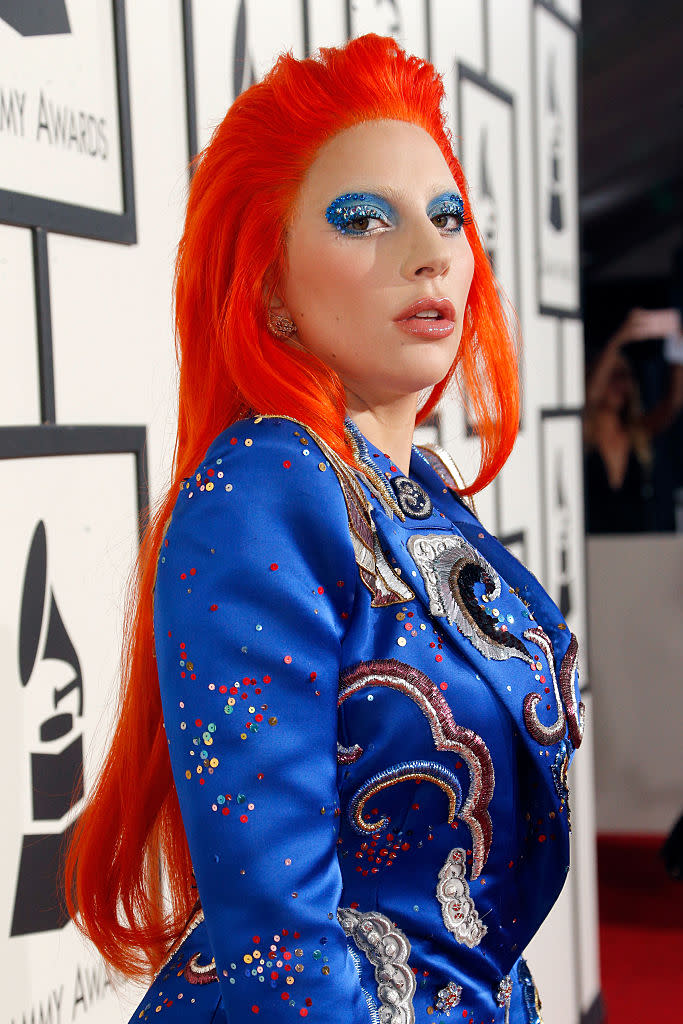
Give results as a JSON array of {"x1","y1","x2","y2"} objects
[
  {"x1": 345, "y1": 214, "x2": 380, "y2": 234},
  {"x1": 431, "y1": 210, "x2": 466, "y2": 233},
  {"x1": 325, "y1": 196, "x2": 391, "y2": 236},
  {"x1": 431, "y1": 213, "x2": 451, "y2": 229},
  {"x1": 429, "y1": 195, "x2": 470, "y2": 234},
  {"x1": 336, "y1": 210, "x2": 389, "y2": 235}
]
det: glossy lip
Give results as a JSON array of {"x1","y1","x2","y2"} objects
[{"x1": 393, "y1": 296, "x2": 456, "y2": 339}]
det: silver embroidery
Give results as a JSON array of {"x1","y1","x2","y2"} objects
[
  {"x1": 338, "y1": 907, "x2": 416, "y2": 1024},
  {"x1": 435, "y1": 979, "x2": 463, "y2": 1014},
  {"x1": 496, "y1": 975, "x2": 513, "y2": 1024},
  {"x1": 407, "y1": 533, "x2": 532, "y2": 663},
  {"x1": 436, "y1": 848, "x2": 487, "y2": 947},
  {"x1": 348, "y1": 945, "x2": 382, "y2": 1024}
]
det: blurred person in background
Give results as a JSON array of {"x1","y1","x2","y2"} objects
[{"x1": 583, "y1": 306, "x2": 683, "y2": 533}]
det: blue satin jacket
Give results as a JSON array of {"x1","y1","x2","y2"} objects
[{"x1": 130, "y1": 414, "x2": 583, "y2": 1024}]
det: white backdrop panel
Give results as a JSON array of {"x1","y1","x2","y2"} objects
[
  {"x1": 533, "y1": 4, "x2": 580, "y2": 314},
  {"x1": 49, "y1": 1, "x2": 186, "y2": 499},
  {"x1": 349, "y1": 0, "x2": 428, "y2": 56},
  {"x1": 192, "y1": 0, "x2": 305, "y2": 152},
  {"x1": 430, "y1": 0, "x2": 484, "y2": 141},
  {"x1": 570, "y1": 692, "x2": 602, "y2": 1014},
  {"x1": 0, "y1": 224, "x2": 40, "y2": 425},
  {"x1": 526, "y1": 818, "x2": 581, "y2": 1023},
  {"x1": 307, "y1": 0, "x2": 346, "y2": 50},
  {"x1": 562, "y1": 317, "x2": 586, "y2": 407},
  {"x1": 1, "y1": 451, "x2": 139, "y2": 1024},
  {"x1": 0, "y1": 1, "x2": 123, "y2": 213}
]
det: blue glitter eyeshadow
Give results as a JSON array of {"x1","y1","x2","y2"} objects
[
  {"x1": 427, "y1": 192, "x2": 465, "y2": 230},
  {"x1": 325, "y1": 192, "x2": 395, "y2": 234}
]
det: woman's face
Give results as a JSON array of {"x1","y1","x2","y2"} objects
[{"x1": 275, "y1": 119, "x2": 475, "y2": 411}]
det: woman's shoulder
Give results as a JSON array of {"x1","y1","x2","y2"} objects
[
  {"x1": 203, "y1": 413, "x2": 318, "y2": 458},
  {"x1": 166, "y1": 414, "x2": 356, "y2": 545}
]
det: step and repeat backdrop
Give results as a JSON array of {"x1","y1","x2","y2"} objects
[{"x1": 0, "y1": 2, "x2": 600, "y2": 1022}]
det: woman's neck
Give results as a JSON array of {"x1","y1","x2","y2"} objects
[{"x1": 344, "y1": 393, "x2": 418, "y2": 477}]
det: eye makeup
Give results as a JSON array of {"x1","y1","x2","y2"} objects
[
  {"x1": 324, "y1": 190, "x2": 468, "y2": 236},
  {"x1": 324, "y1": 192, "x2": 396, "y2": 235},
  {"x1": 427, "y1": 192, "x2": 466, "y2": 231}
]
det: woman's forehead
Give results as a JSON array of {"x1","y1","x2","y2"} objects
[{"x1": 298, "y1": 120, "x2": 457, "y2": 207}]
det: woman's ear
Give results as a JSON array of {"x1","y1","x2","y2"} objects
[{"x1": 266, "y1": 292, "x2": 298, "y2": 341}]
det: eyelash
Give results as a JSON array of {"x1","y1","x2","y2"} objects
[{"x1": 325, "y1": 193, "x2": 471, "y2": 237}]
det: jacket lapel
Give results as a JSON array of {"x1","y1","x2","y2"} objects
[{"x1": 360, "y1": 450, "x2": 584, "y2": 826}]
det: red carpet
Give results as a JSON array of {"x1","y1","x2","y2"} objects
[{"x1": 598, "y1": 834, "x2": 683, "y2": 1021}]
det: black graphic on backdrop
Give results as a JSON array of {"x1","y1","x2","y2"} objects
[
  {"x1": 0, "y1": 0, "x2": 70, "y2": 37},
  {"x1": 233, "y1": 0, "x2": 256, "y2": 100},
  {"x1": 554, "y1": 452, "x2": 572, "y2": 619},
  {"x1": 11, "y1": 520, "x2": 84, "y2": 936},
  {"x1": 478, "y1": 126, "x2": 498, "y2": 273},
  {"x1": 546, "y1": 51, "x2": 565, "y2": 233}
]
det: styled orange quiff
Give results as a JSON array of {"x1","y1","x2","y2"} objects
[{"x1": 65, "y1": 33, "x2": 520, "y2": 981}]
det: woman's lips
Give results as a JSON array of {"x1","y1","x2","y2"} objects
[{"x1": 393, "y1": 297, "x2": 456, "y2": 339}]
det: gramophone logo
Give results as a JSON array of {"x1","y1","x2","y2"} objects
[
  {"x1": 554, "y1": 451, "x2": 573, "y2": 620},
  {"x1": 232, "y1": 0, "x2": 257, "y2": 100},
  {"x1": 11, "y1": 520, "x2": 84, "y2": 937},
  {"x1": 0, "y1": 0, "x2": 71, "y2": 37},
  {"x1": 546, "y1": 50, "x2": 565, "y2": 233},
  {"x1": 477, "y1": 126, "x2": 498, "y2": 274}
]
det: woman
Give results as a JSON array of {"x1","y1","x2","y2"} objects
[
  {"x1": 66, "y1": 35, "x2": 583, "y2": 1023},
  {"x1": 583, "y1": 306, "x2": 683, "y2": 533}
]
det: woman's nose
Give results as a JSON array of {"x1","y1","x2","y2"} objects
[{"x1": 400, "y1": 221, "x2": 451, "y2": 279}]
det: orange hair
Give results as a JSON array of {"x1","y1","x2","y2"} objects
[{"x1": 65, "y1": 33, "x2": 519, "y2": 981}]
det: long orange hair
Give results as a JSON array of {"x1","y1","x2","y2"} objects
[{"x1": 65, "y1": 33, "x2": 519, "y2": 981}]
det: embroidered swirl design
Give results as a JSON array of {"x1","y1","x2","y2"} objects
[
  {"x1": 154, "y1": 904, "x2": 215, "y2": 984},
  {"x1": 348, "y1": 761, "x2": 462, "y2": 835},
  {"x1": 407, "y1": 534, "x2": 532, "y2": 663},
  {"x1": 182, "y1": 951, "x2": 218, "y2": 985},
  {"x1": 523, "y1": 628, "x2": 584, "y2": 749},
  {"x1": 436, "y1": 847, "x2": 488, "y2": 947},
  {"x1": 522, "y1": 627, "x2": 565, "y2": 745},
  {"x1": 390, "y1": 476, "x2": 433, "y2": 519},
  {"x1": 338, "y1": 660, "x2": 494, "y2": 878},
  {"x1": 338, "y1": 907, "x2": 416, "y2": 1024},
  {"x1": 558, "y1": 632, "x2": 584, "y2": 747}
]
